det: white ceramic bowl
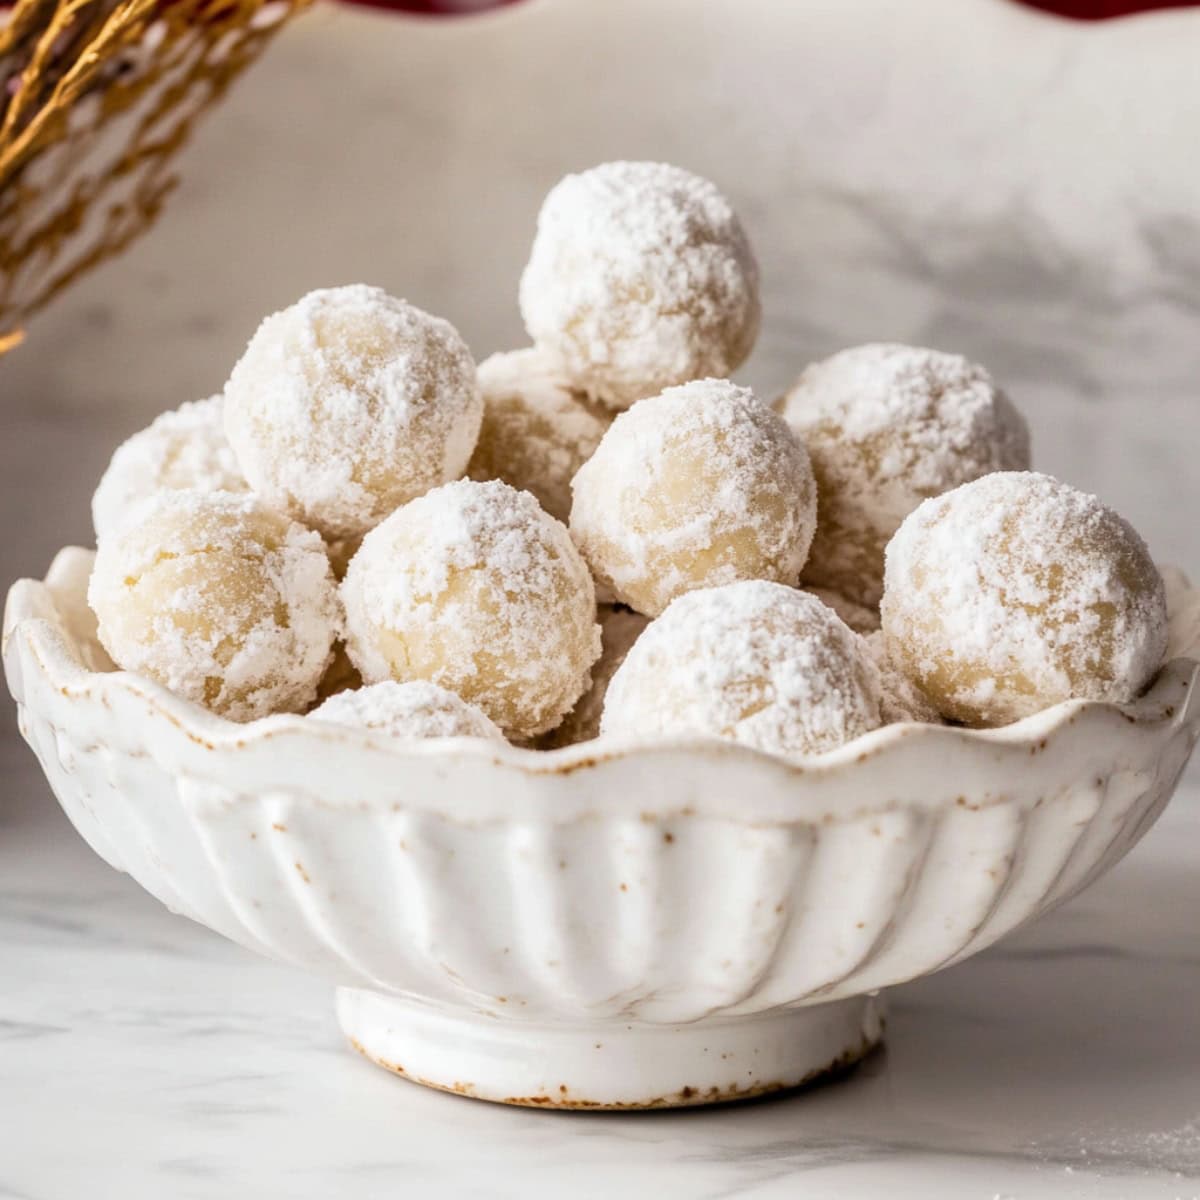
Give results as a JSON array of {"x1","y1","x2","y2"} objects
[{"x1": 6, "y1": 547, "x2": 1200, "y2": 1108}]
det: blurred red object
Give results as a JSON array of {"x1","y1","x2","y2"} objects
[
  {"x1": 334, "y1": 0, "x2": 1199, "y2": 17},
  {"x1": 1015, "y1": 0, "x2": 1199, "y2": 15},
  {"x1": 5, "y1": 0, "x2": 1185, "y2": 15}
]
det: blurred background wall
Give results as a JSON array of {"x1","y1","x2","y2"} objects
[{"x1": 3, "y1": 0, "x2": 1197, "y2": 593}]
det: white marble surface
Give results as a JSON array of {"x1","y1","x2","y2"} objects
[
  {"x1": 2, "y1": 0, "x2": 1200, "y2": 1194},
  {"x1": 2, "y1": 755, "x2": 1199, "y2": 1198}
]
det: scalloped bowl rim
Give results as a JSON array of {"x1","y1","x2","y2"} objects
[{"x1": 5, "y1": 546, "x2": 1200, "y2": 824}]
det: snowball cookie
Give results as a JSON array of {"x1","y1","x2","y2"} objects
[
  {"x1": 467, "y1": 348, "x2": 610, "y2": 523},
  {"x1": 803, "y1": 586, "x2": 880, "y2": 635},
  {"x1": 602, "y1": 581, "x2": 883, "y2": 758},
  {"x1": 782, "y1": 343, "x2": 1031, "y2": 608},
  {"x1": 341, "y1": 479, "x2": 601, "y2": 739},
  {"x1": 309, "y1": 680, "x2": 504, "y2": 742},
  {"x1": 881, "y1": 472, "x2": 1168, "y2": 727},
  {"x1": 864, "y1": 631, "x2": 941, "y2": 725},
  {"x1": 570, "y1": 380, "x2": 816, "y2": 616},
  {"x1": 92, "y1": 396, "x2": 246, "y2": 540},
  {"x1": 539, "y1": 606, "x2": 650, "y2": 748},
  {"x1": 88, "y1": 490, "x2": 340, "y2": 721},
  {"x1": 519, "y1": 161, "x2": 760, "y2": 410},
  {"x1": 223, "y1": 285, "x2": 481, "y2": 540}
]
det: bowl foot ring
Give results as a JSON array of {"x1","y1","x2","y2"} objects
[{"x1": 336, "y1": 987, "x2": 885, "y2": 1109}]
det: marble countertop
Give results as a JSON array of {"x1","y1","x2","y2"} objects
[
  {"x1": 2, "y1": 751, "x2": 1198, "y2": 1199},
  {"x1": 2, "y1": 0, "x2": 1199, "y2": 1195}
]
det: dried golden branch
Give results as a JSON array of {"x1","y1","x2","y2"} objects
[{"x1": 0, "y1": 0, "x2": 313, "y2": 349}]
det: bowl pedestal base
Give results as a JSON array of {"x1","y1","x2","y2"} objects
[{"x1": 336, "y1": 987, "x2": 885, "y2": 1109}]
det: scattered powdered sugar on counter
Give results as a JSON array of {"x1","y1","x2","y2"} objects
[
  {"x1": 602, "y1": 580, "x2": 882, "y2": 758},
  {"x1": 309, "y1": 679, "x2": 504, "y2": 742}
]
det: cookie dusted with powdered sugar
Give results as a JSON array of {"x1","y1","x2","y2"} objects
[
  {"x1": 782, "y1": 343, "x2": 1030, "y2": 608},
  {"x1": 224, "y1": 285, "x2": 481, "y2": 540},
  {"x1": 570, "y1": 380, "x2": 816, "y2": 617},
  {"x1": 88, "y1": 490, "x2": 340, "y2": 721},
  {"x1": 519, "y1": 162, "x2": 760, "y2": 410},
  {"x1": 881, "y1": 472, "x2": 1167, "y2": 727},
  {"x1": 467, "y1": 348, "x2": 610, "y2": 524},
  {"x1": 92, "y1": 396, "x2": 246, "y2": 540},
  {"x1": 602, "y1": 581, "x2": 883, "y2": 759},
  {"x1": 342, "y1": 480, "x2": 600, "y2": 740},
  {"x1": 309, "y1": 680, "x2": 504, "y2": 743}
]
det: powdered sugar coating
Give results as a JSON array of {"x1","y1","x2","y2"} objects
[
  {"x1": 803, "y1": 586, "x2": 880, "y2": 635},
  {"x1": 309, "y1": 680, "x2": 504, "y2": 742},
  {"x1": 342, "y1": 479, "x2": 601, "y2": 739},
  {"x1": 519, "y1": 161, "x2": 760, "y2": 410},
  {"x1": 570, "y1": 380, "x2": 817, "y2": 616},
  {"x1": 539, "y1": 606, "x2": 649, "y2": 748},
  {"x1": 864, "y1": 631, "x2": 941, "y2": 725},
  {"x1": 88, "y1": 490, "x2": 340, "y2": 721},
  {"x1": 468, "y1": 348, "x2": 611, "y2": 523},
  {"x1": 92, "y1": 396, "x2": 246, "y2": 539},
  {"x1": 602, "y1": 581, "x2": 883, "y2": 759},
  {"x1": 881, "y1": 471, "x2": 1168, "y2": 726},
  {"x1": 782, "y1": 343, "x2": 1031, "y2": 607},
  {"x1": 224, "y1": 285, "x2": 481, "y2": 540}
]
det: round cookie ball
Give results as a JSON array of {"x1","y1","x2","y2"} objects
[
  {"x1": 539, "y1": 606, "x2": 650, "y2": 748},
  {"x1": 782, "y1": 343, "x2": 1031, "y2": 608},
  {"x1": 602, "y1": 581, "x2": 883, "y2": 758},
  {"x1": 92, "y1": 396, "x2": 246, "y2": 540},
  {"x1": 570, "y1": 380, "x2": 816, "y2": 616},
  {"x1": 863, "y1": 631, "x2": 941, "y2": 725},
  {"x1": 519, "y1": 161, "x2": 760, "y2": 410},
  {"x1": 341, "y1": 479, "x2": 601, "y2": 739},
  {"x1": 309, "y1": 680, "x2": 504, "y2": 742},
  {"x1": 467, "y1": 348, "x2": 611, "y2": 524},
  {"x1": 88, "y1": 490, "x2": 340, "y2": 721},
  {"x1": 881, "y1": 471, "x2": 1168, "y2": 726},
  {"x1": 223, "y1": 285, "x2": 481, "y2": 540}
]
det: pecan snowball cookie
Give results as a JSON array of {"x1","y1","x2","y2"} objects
[
  {"x1": 223, "y1": 285, "x2": 481, "y2": 541},
  {"x1": 309, "y1": 680, "x2": 504, "y2": 742},
  {"x1": 881, "y1": 472, "x2": 1168, "y2": 727},
  {"x1": 91, "y1": 396, "x2": 246, "y2": 540},
  {"x1": 519, "y1": 161, "x2": 760, "y2": 410},
  {"x1": 467, "y1": 348, "x2": 610, "y2": 524},
  {"x1": 782, "y1": 343, "x2": 1031, "y2": 608},
  {"x1": 88, "y1": 490, "x2": 340, "y2": 721},
  {"x1": 341, "y1": 479, "x2": 601, "y2": 739},
  {"x1": 602, "y1": 581, "x2": 883, "y2": 759},
  {"x1": 570, "y1": 380, "x2": 817, "y2": 617}
]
